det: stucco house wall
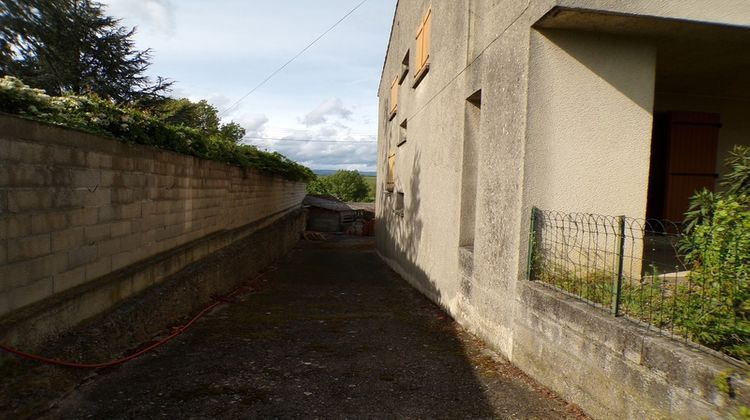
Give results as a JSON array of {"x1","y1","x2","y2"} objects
[{"x1": 377, "y1": 1, "x2": 750, "y2": 418}]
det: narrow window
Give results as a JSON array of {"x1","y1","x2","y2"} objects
[
  {"x1": 400, "y1": 50, "x2": 409, "y2": 83},
  {"x1": 389, "y1": 75, "x2": 399, "y2": 120},
  {"x1": 413, "y1": 8, "x2": 432, "y2": 86},
  {"x1": 397, "y1": 119, "x2": 407, "y2": 147},
  {"x1": 395, "y1": 191, "x2": 405, "y2": 214},
  {"x1": 387, "y1": 152, "x2": 396, "y2": 192}
]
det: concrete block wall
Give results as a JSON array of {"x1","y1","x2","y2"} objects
[
  {"x1": 512, "y1": 282, "x2": 750, "y2": 419},
  {"x1": 0, "y1": 114, "x2": 306, "y2": 317}
]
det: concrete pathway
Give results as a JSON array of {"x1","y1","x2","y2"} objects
[{"x1": 46, "y1": 238, "x2": 584, "y2": 419}]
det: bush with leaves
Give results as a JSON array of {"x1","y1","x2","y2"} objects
[
  {"x1": 306, "y1": 170, "x2": 369, "y2": 202},
  {"x1": 0, "y1": 76, "x2": 313, "y2": 181},
  {"x1": 679, "y1": 145, "x2": 750, "y2": 360}
]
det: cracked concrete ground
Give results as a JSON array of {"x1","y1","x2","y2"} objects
[{"x1": 22, "y1": 238, "x2": 585, "y2": 419}]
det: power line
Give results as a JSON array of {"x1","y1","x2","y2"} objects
[
  {"x1": 244, "y1": 136, "x2": 376, "y2": 144},
  {"x1": 218, "y1": 0, "x2": 370, "y2": 117},
  {"x1": 264, "y1": 125, "x2": 376, "y2": 136}
]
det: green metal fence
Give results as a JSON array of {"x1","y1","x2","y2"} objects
[{"x1": 526, "y1": 207, "x2": 726, "y2": 351}]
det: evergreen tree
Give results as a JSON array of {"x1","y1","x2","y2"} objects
[{"x1": 0, "y1": 0, "x2": 170, "y2": 102}]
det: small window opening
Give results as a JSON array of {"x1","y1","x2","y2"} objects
[
  {"x1": 395, "y1": 191, "x2": 405, "y2": 216},
  {"x1": 467, "y1": 89, "x2": 482, "y2": 108},
  {"x1": 400, "y1": 50, "x2": 409, "y2": 84},
  {"x1": 387, "y1": 152, "x2": 396, "y2": 192},
  {"x1": 397, "y1": 119, "x2": 407, "y2": 147},
  {"x1": 389, "y1": 75, "x2": 398, "y2": 120}
]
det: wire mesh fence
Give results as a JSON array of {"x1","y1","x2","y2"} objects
[{"x1": 526, "y1": 207, "x2": 745, "y2": 359}]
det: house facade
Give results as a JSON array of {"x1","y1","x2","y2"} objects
[{"x1": 377, "y1": 1, "x2": 750, "y2": 418}]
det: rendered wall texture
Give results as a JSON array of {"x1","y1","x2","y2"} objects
[
  {"x1": 377, "y1": 1, "x2": 750, "y2": 418},
  {"x1": 0, "y1": 114, "x2": 306, "y2": 318}
]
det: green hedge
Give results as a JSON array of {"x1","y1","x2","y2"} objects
[{"x1": 0, "y1": 76, "x2": 313, "y2": 181}]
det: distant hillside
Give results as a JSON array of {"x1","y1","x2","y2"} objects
[{"x1": 313, "y1": 169, "x2": 376, "y2": 177}]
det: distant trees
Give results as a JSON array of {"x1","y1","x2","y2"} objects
[
  {"x1": 307, "y1": 170, "x2": 370, "y2": 202},
  {"x1": 151, "y1": 98, "x2": 246, "y2": 144},
  {"x1": 0, "y1": 0, "x2": 170, "y2": 102}
]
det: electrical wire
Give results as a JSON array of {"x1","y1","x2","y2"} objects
[
  {"x1": 244, "y1": 136, "x2": 375, "y2": 143},
  {"x1": 218, "y1": 0, "x2": 370, "y2": 117}
]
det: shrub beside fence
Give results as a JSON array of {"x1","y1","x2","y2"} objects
[{"x1": 527, "y1": 207, "x2": 748, "y2": 362}]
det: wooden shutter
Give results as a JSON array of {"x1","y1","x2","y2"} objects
[
  {"x1": 414, "y1": 8, "x2": 431, "y2": 81},
  {"x1": 389, "y1": 75, "x2": 398, "y2": 119}
]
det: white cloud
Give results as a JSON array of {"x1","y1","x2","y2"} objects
[
  {"x1": 300, "y1": 97, "x2": 353, "y2": 126},
  {"x1": 104, "y1": 0, "x2": 176, "y2": 36},
  {"x1": 248, "y1": 123, "x2": 376, "y2": 171},
  {"x1": 234, "y1": 113, "x2": 269, "y2": 138}
]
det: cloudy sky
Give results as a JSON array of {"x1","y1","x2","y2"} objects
[{"x1": 102, "y1": 0, "x2": 397, "y2": 172}]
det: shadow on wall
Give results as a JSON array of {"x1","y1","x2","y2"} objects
[
  {"x1": 537, "y1": 28, "x2": 654, "y2": 113},
  {"x1": 377, "y1": 149, "x2": 443, "y2": 303}
]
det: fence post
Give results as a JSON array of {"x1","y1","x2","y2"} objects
[
  {"x1": 612, "y1": 215, "x2": 626, "y2": 316},
  {"x1": 527, "y1": 207, "x2": 538, "y2": 280}
]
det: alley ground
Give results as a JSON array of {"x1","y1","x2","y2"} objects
[{"x1": 10, "y1": 238, "x2": 585, "y2": 419}]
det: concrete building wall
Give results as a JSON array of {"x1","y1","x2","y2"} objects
[
  {"x1": 377, "y1": 1, "x2": 750, "y2": 418},
  {"x1": 0, "y1": 115, "x2": 306, "y2": 318},
  {"x1": 524, "y1": 29, "x2": 656, "y2": 217}
]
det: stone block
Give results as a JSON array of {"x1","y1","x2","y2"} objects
[
  {"x1": 7, "y1": 234, "x2": 51, "y2": 262},
  {"x1": 53, "y1": 266, "x2": 86, "y2": 293},
  {"x1": 111, "y1": 188, "x2": 134, "y2": 204},
  {"x1": 51, "y1": 227, "x2": 85, "y2": 252},
  {"x1": 71, "y1": 168, "x2": 101, "y2": 188},
  {"x1": 8, "y1": 190, "x2": 53, "y2": 212},
  {"x1": 111, "y1": 156, "x2": 135, "y2": 171},
  {"x1": 86, "y1": 152, "x2": 113, "y2": 168},
  {"x1": 97, "y1": 237, "x2": 121, "y2": 258},
  {"x1": 111, "y1": 250, "x2": 139, "y2": 271},
  {"x1": 119, "y1": 233, "x2": 143, "y2": 252},
  {"x1": 110, "y1": 220, "x2": 131, "y2": 238},
  {"x1": 82, "y1": 188, "x2": 111, "y2": 208},
  {"x1": 68, "y1": 208, "x2": 98, "y2": 226},
  {"x1": 119, "y1": 202, "x2": 142, "y2": 220},
  {"x1": 5, "y1": 277, "x2": 54, "y2": 313},
  {"x1": 31, "y1": 212, "x2": 68, "y2": 234},
  {"x1": 68, "y1": 244, "x2": 97, "y2": 267},
  {"x1": 0, "y1": 252, "x2": 67, "y2": 291},
  {"x1": 84, "y1": 223, "x2": 111, "y2": 243},
  {"x1": 10, "y1": 141, "x2": 49, "y2": 164},
  {"x1": 85, "y1": 256, "x2": 112, "y2": 280}
]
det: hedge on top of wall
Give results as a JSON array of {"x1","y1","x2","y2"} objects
[{"x1": 0, "y1": 76, "x2": 313, "y2": 182}]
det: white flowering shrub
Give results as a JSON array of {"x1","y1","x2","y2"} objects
[{"x1": 0, "y1": 77, "x2": 313, "y2": 181}]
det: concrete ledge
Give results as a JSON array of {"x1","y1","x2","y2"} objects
[
  {"x1": 512, "y1": 280, "x2": 750, "y2": 419},
  {"x1": 0, "y1": 207, "x2": 303, "y2": 353}
]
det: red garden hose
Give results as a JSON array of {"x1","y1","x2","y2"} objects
[{"x1": 0, "y1": 276, "x2": 259, "y2": 369}]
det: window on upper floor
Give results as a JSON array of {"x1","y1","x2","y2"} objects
[
  {"x1": 400, "y1": 50, "x2": 409, "y2": 84},
  {"x1": 413, "y1": 8, "x2": 432, "y2": 87},
  {"x1": 397, "y1": 119, "x2": 407, "y2": 147},
  {"x1": 387, "y1": 152, "x2": 396, "y2": 192},
  {"x1": 389, "y1": 75, "x2": 398, "y2": 120}
]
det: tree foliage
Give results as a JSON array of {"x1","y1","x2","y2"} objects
[
  {"x1": 307, "y1": 170, "x2": 370, "y2": 202},
  {"x1": 679, "y1": 145, "x2": 750, "y2": 360},
  {"x1": 150, "y1": 98, "x2": 245, "y2": 144},
  {"x1": 0, "y1": 76, "x2": 313, "y2": 181},
  {"x1": 0, "y1": 0, "x2": 170, "y2": 102}
]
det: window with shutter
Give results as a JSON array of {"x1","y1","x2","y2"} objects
[{"x1": 414, "y1": 8, "x2": 431, "y2": 85}]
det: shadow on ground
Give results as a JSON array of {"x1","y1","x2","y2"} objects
[{"x1": 13, "y1": 238, "x2": 581, "y2": 419}]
